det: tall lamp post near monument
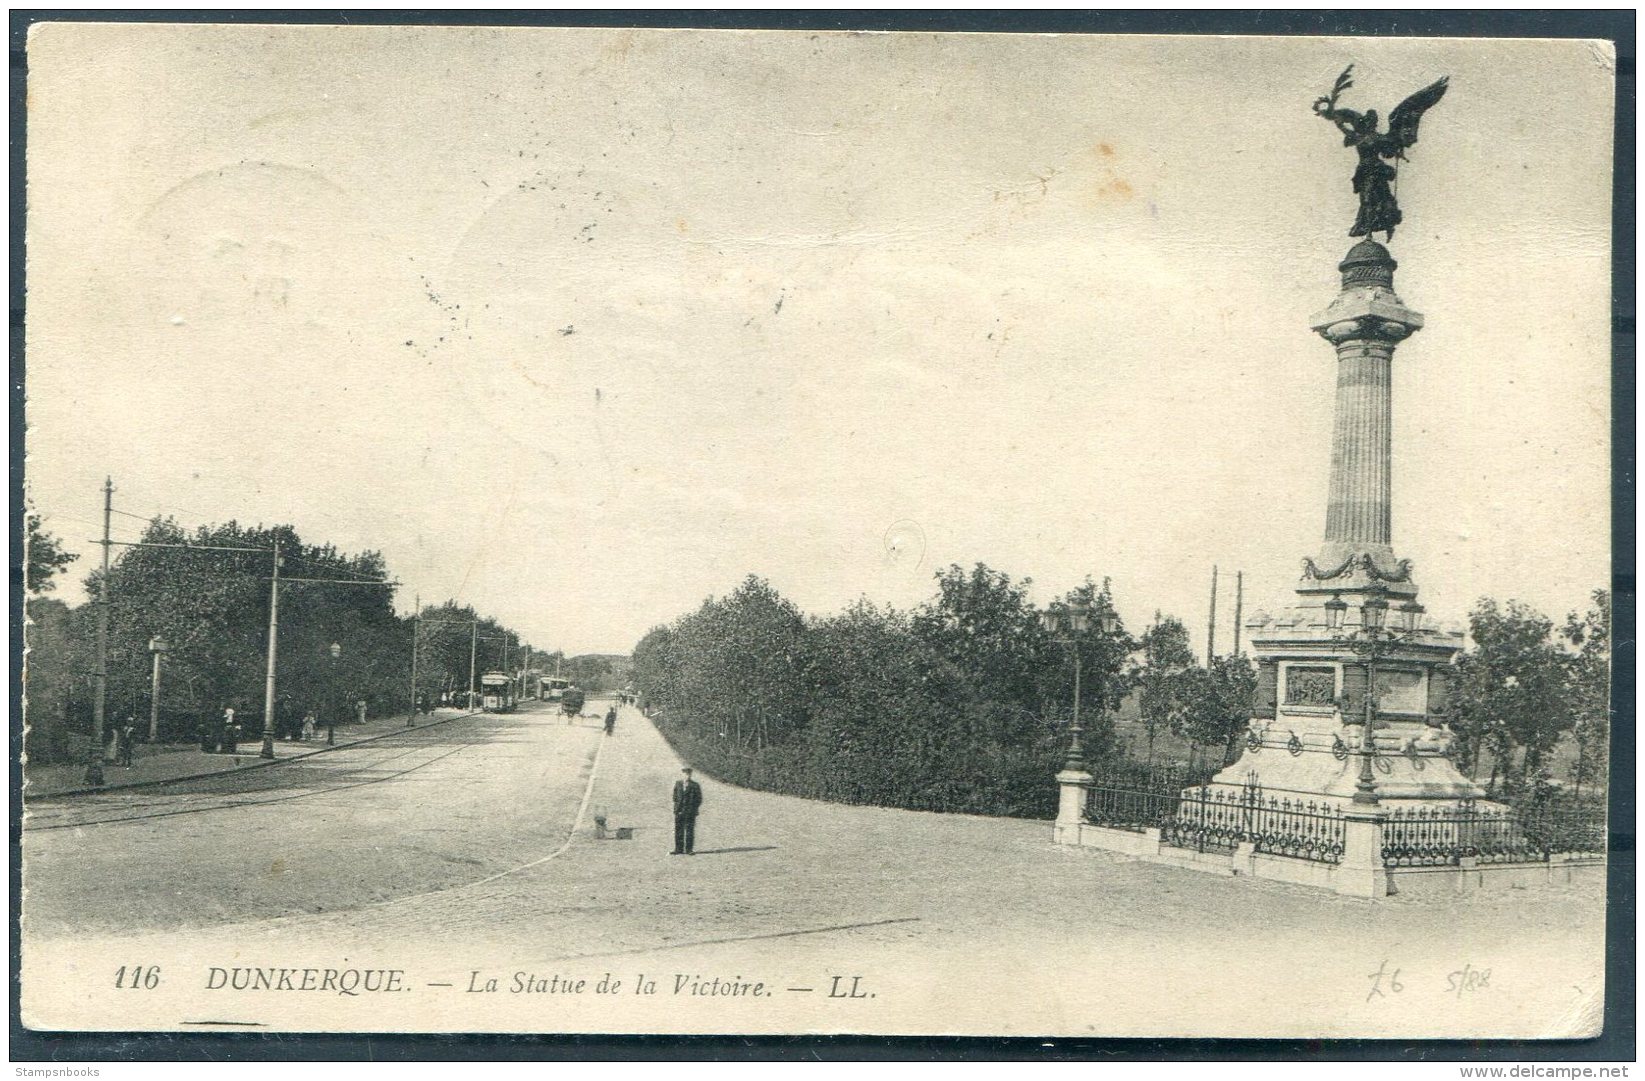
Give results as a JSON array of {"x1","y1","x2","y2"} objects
[
  {"x1": 1045, "y1": 595, "x2": 1120, "y2": 844},
  {"x1": 1322, "y1": 585, "x2": 1427, "y2": 806}
]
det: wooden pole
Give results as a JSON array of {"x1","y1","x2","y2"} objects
[
  {"x1": 85, "y1": 478, "x2": 112, "y2": 786},
  {"x1": 408, "y1": 593, "x2": 419, "y2": 726},
  {"x1": 1206, "y1": 565, "x2": 1219, "y2": 665},
  {"x1": 1232, "y1": 571, "x2": 1244, "y2": 656}
]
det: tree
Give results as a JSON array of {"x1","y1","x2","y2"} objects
[
  {"x1": 1562, "y1": 590, "x2": 1610, "y2": 799},
  {"x1": 22, "y1": 513, "x2": 84, "y2": 759},
  {"x1": 22, "y1": 596, "x2": 79, "y2": 761},
  {"x1": 804, "y1": 600, "x2": 983, "y2": 810},
  {"x1": 24, "y1": 513, "x2": 77, "y2": 594},
  {"x1": 416, "y1": 600, "x2": 519, "y2": 707},
  {"x1": 1165, "y1": 654, "x2": 1257, "y2": 770},
  {"x1": 631, "y1": 625, "x2": 676, "y2": 712},
  {"x1": 1134, "y1": 614, "x2": 1194, "y2": 764},
  {"x1": 1449, "y1": 599, "x2": 1573, "y2": 794},
  {"x1": 912, "y1": 563, "x2": 1046, "y2": 717}
]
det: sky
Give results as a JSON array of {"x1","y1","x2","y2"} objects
[{"x1": 24, "y1": 26, "x2": 1615, "y2": 656}]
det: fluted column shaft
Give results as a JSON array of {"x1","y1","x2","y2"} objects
[{"x1": 1324, "y1": 339, "x2": 1394, "y2": 546}]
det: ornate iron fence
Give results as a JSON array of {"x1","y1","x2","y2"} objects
[
  {"x1": 1249, "y1": 794, "x2": 1347, "y2": 864},
  {"x1": 1083, "y1": 760, "x2": 1221, "y2": 832},
  {"x1": 1084, "y1": 771, "x2": 1346, "y2": 865},
  {"x1": 1084, "y1": 779, "x2": 1178, "y2": 833},
  {"x1": 1382, "y1": 800, "x2": 1607, "y2": 868},
  {"x1": 1162, "y1": 785, "x2": 1248, "y2": 855}
]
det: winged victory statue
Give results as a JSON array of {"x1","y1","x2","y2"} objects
[{"x1": 1313, "y1": 66, "x2": 1449, "y2": 241}]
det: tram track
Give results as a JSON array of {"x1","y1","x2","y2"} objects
[{"x1": 23, "y1": 708, "x2": 521, "y2": 832}]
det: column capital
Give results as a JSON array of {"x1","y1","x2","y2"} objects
[{"x1": 1310, "y1": 289, "x2": 1424, "y2": 345}]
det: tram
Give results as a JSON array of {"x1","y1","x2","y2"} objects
[
  {"x1": 480, "y1": 671, "x2": 517, "y2": 712},
  {"x1": 540, "y1": 676, "x2": 571, "y2": 703}
]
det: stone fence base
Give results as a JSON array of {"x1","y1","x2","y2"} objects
[{"x1": 1059, "y1": 821, "x2": 1604, "y2": 898}]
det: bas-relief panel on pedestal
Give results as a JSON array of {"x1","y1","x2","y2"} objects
[
  {"x1": 1282, "y1": 665, "x2": 1338, "y2": 708},
  {"x1": 1373, "y1": 668, "x2": 1426, "y2": 715}
]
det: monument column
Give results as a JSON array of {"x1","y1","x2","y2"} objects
[{"x1": 1311, "y1": 239, "x2": 1420, "y2": 575}]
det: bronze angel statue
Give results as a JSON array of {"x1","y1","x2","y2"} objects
[{"x1": 1313, "y1": 66, "x2": 1448, "y2": 241}]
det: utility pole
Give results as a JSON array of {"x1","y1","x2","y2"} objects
[
  {"x1": 85, "y1": 477, "x2": 113, "y2": 786},
  {"x1": 1232, "y1": 571, "x2": 1245, "y2": 657},
  {"x1": 408, "y1": 593, "x2": 420, "y2": 727},
  {"x1": 468, "y1": 621, "x2": 478, "y2": 711},
  {"x1": 1206, "y1": 564, "x2": 1219, "y2": 666},
  {"x1": 259, "y1": 539, "x2": 281, "y2": 759}
]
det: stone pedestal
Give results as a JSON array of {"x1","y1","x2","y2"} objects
[
  {"x1": 1211, "y1": 239, "x2": 1482, "y2": 811},
  {"x1": 1336, "y1": 808, "x2": 1392, "y2": 898},
  {"x1": 1054, "y1": 768, "x2": 1092, "y2": 844}
]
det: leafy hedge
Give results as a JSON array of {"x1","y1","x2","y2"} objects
[{"x1": 635, "y1": 567, "x2": 1141, "y2": 820}]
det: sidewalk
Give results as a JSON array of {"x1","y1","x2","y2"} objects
[{"x1": 24, "y1": 707, "x2": 475, "y2": 799}]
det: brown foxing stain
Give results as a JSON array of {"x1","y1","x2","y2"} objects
[{"x1": 1088, "y1": 142, "x2": 1136, "y2": 204}]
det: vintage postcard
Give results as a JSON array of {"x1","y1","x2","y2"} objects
[{"x1": 18, "y1": 24, "x2": 1615, "y2": 1041}]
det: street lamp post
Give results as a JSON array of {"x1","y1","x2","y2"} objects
[
  {"x1": 1040, "y1": 597, "x2": 1121, "y2": 772},
  {"x1": 328, "y1": 641, "x2": 342, "y2": 745},
  {"x1": 259, "y1": 541, "x2": 282, "y2": 759},
  {"x1": 147, "y1": 636, "x2": 168, "y2": 743},
  {"x1": 1324, "y1": 584, "x2": 1424, "y2": 806}
]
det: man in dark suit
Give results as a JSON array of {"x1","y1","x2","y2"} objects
[{"x1": 672, "y1": 767, "x2": 703, "y2": 855}]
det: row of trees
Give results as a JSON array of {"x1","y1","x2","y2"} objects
[
  {"x1": 634, "y1": 568, "x2": 1613, "y2": 820},
  {"x1": 633, "y1": 565, "x2": 1256, "y2": 819},
  {"x1": 22, "y1": 514, "x2": 547, "y2": 761}
]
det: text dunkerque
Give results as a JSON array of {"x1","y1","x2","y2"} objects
[{"x1": 206, "y1": 966, "x2": 406, "y2": 996}]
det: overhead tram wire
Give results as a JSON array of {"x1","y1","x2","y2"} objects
[{"x1": 83, "y1": 483, "x2": 399, "y2": 770}]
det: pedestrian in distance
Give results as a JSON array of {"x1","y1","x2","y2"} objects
[
  {"x1": 604, "y1": 705, "x2": 617, "y2": 736},
  {"x1": 117, "y1": 718, "x2": 136, "y2": 767},
  {"x1": 301, "y1": 711, "x2": 317, "y2": 742},
  {"x1": 671, "y1": 767, "x2": 703, "y2": 855}
]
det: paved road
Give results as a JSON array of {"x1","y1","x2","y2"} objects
[
  {"x1": 25, "y1": 707, "x2": 482, "y2": 799},
  {"x1": 21, "y1": 699, "x2": 1607, "y2": 1039},
  {"x1": 24, "y1": 701, "x2": 602, "y2": 931}
]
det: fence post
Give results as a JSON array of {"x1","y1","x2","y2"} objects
[
  {"x1": 1335, "y1": 807, "x2": 1390, "y2": 898},
  {"x1": 1055, "y1": 767, "x2": 1093, "y2": 845}
]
